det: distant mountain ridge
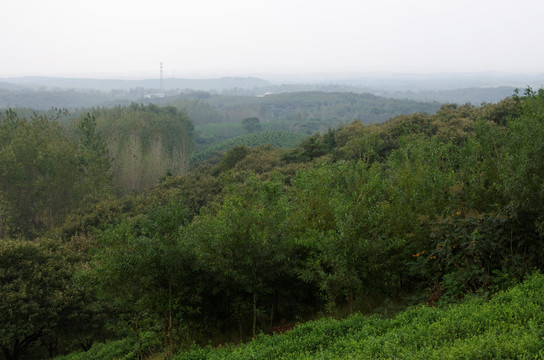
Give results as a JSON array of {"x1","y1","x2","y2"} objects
[
  {"x1": 0, "y1": 82, "x2": 24, "y2": 91},
  {"x1": 0, "y1": 76, "x2": 272, "y2": 91},
  {"x1": 1, "y1": 73, "x2": 539, "y2": 107},
  {"x1": 385, "y1": 86, "x2": 517, "y2": 104}
]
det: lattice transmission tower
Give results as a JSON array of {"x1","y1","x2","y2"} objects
[{"x1": 160, "y1": 62, "x2": 164, "y2": 93}]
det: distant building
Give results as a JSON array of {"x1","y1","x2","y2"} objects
[{"x1": 144, "y1": 93, "x2": 165, "y2": 99}]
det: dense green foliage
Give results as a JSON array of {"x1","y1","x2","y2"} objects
[
  {"x1": 190, "y1": 131, "x2": 307, "y2": 165},
  {"x1": 53, "y1": 333, "x2": 160, "y2": 360},
  {"x1": 183, "y1": 91, "x2": 440, "y2": 155},
  {"x1": 171, "y1": 272, "x2": 544, "y2": 359},
  {"x1": 1, "y1": 88, "x2": 442, "y2": 163},
  {"x1": 241, "y1": 117, "x2": 262, "y2": 133},
  {"x1": 0, "y1": 238, "x2": 106, "y2": 360},
  {"x1": 52, "y1": 272, "x2": 544, "y2": 359},
  {"x1": 0, "y1": 110, "x2": 111, "y2": 238},
  {"x1": 202, "y1": 92, "x2": 440, "y2": 133},
  {"x1": 89, "y1": 104, "x2": 194, "y2": 193},
  {"x1": 3, "y1": 89, "x2": 544, "y2": 359}
]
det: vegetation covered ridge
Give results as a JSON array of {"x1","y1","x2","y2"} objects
[
  {"x1": 53, "y1": 272, "x2": 544, "y2": 359},
  {"x1": 3, "y1": 89, "x2": 544, "y2": 359},
  {"x1": 173, "y1": 271, "x2": 544, "y2": 359},
  {"x1": 190, "y1": 130, "x2": 307, "y2": 165}
]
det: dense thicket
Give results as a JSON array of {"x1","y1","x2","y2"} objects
[
  {"x1": 203, "y1": 92, "x2": 440, "y2": 128},
  {"x1": 0, "y1": 103, "x2": 195, "y2": 237},
  {"x1": 0, "y1": 110, "x2": 111, "y2": 238},
  {"x1": 186, "y1": 92, "x2": 441, "y2": 149},
  {"x1": 172, "y1": 272, "x2": 544, "y2": 359},
  {"x1": 2, "y1": 90, "x2": 544, "y2": 359},
  {"x1": 0, "y1": 238, "x2": 106, "y2": 360},
  {"x1": 90, "y1": 104, "x2": 194, "y2": 193},
  {"x1": 190, "y1": 131, "x2": 307, "y2": 165}
]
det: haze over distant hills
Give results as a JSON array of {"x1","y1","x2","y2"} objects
[
  {"x1": 0, "y1": 76, "x2": 272, "y2": 92},
  {"x1": 1, "y1": 72, "x2": 543, "y2": 108},
  {"x1": 264, "y1": 72, "x2": 544, "y2": 89},
  {"x1": 3, "y1": 72, "x2": 544, "y2": 89}
]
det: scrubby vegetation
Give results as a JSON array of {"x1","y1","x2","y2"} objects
[
  {"x1": 2, "y1": 88, "x2": 544, "y2": 359},
  {"x1": 190, "y1": 131, "x2": 307, "y2": 165},
  {"x1": 171, "y1": 272, "x2": 544, "y2": 359},
  {"x1": 90, "y1": 104, "x2": 194, "y2": 193},
  {"x1": 52, "y1": 273, "x2": 544, "y2": 359}
]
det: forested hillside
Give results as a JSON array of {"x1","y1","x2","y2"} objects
[
  {"x1": 2, "y1": 89, "x2": 544, "y2": 359},
  {"x1": 170, "y1": 91, "x2": 441, "y2": 154},
  {"x1": 62, "y1": 272, "x2": 544, "y2": 359},
  {"x1": 201, "y1": 92, "x2": 439, "y2": 126},
  {"x1": 89, "y1": 104, "x2": 194, "y2": 193},
  {"x1": 0, "y1": 104, "x2": 193, "y2": 238},
  {"x1": 0, "y1": 88, "x2": 442, "y2": 158}
]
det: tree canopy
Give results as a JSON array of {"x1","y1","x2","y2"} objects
[{"x1": 3, "y1": 90, "x2": 544, "y2": 359}]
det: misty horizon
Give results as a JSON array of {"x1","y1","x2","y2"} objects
[
  {"x1": 2, "y1": 0, "x2": 544, "y2": 79},
  {"x1": 2, "y1": 70, "x2": 544, "y2": 82}
]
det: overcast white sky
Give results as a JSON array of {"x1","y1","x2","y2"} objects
[{"x1": 1, "y1": 0, "x2": 543, "y2": 78}]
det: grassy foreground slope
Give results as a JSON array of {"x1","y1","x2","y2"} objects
[{"x1": 173, "y1": 272, "x2": 544, "y2": 360}]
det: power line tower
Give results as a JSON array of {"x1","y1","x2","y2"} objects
[{"x1": 160, "y1": 62, "x2": 164, "y2": 93}]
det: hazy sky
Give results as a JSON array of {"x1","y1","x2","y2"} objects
[{"x1": 1, "y1": 0, "x2": 544, "y2": 78}]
